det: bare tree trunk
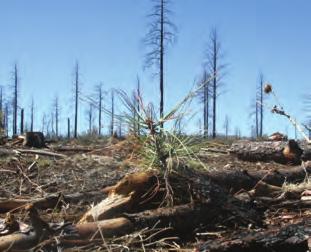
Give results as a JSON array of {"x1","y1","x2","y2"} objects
[
  {"x1": 51, "y1": 112, "x2": 54, "y2": 137},
  {"x1": 13, "y1": 64, "x2": 18, "y2": 136},
  {"x1": 98, "y1": 84, "x2": 103, "y2": 135},
  {"x1": 30, "y1": 98, "x2": 34, "y2": 132},
  {"x1": 118, "y1": 119, "x2": 122, "y2": 137},
  {"x1": 54, "y1": 96, "x2": 59, "y2": 138},
  {"x1": 111, "y1": 90, "x2": 114, "y2": 136},
  {"x1": 74, "y1": 62, "x2": 79, "y2": 138},
  {"x1": 67, "y1": 117, "x2": 70, "y2": 139},
  {"x1": 88, "y1": 103, "x2": 93, "y2": 134},
  {"x1": 203, "y1": 71, "x2": 209, "y2": 138},
  {"x1": 0, "y1": 87, "x2": 3, "y2": 131},
  {"x1": 20, "y1": 108, "x2": 24, "y2": 134},
  {"x1": 4, "y1": 103, "x2": 9, "y2": 137},
  {"x1": 41, "y1": 114, "x2": 46, "y2": 135},
  {"x1": 144, "y1": 0, "x2": 176, "y2": 130},
  {"x1": 255, "y1": 100, "x2": 259, "y2": 137},
  {"x1": 159, "y1": 0, "x2": 164, "y2": 129},
  {"x1": 212, "y1": 33, "x2": 217, "y2": 139},
  {"x1": 259, "y1": 73, "x2": 264, "y2": 137}
]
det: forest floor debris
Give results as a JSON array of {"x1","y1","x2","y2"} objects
[{"x1": 0, "y1": 137, "x2": 310, "y2": 251}]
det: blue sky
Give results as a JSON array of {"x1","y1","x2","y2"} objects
[{"x1": 0, "y1": 0, "x2": 310, "y2": 137}]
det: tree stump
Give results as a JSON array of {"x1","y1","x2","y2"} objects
[{"x1": 23, "y1": 132, "x2": 46, "y2": 148}]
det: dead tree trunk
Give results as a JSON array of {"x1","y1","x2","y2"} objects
[
  {"x1": 196, "y1": 220, "x2": 310, "y2": 252},
  {"x1": 229, "y1": 140, "x2": 310, "y2": 164},
  {"x1": 67, "y1": 118, "x2": 70, "y2": 139},
  {"x1": 74, "y1": 62, "x2": 79, "y2": 138},
  {"x1": 20, "y1": 108, "x2": 24, "y2": 134},
  {"x1": 13, "y1": 64, "x2": 18, "y2": 136}
]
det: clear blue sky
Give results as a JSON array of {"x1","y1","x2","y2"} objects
[{"x1": 0, "y1": 0, "x2": 310, "y2": 137}]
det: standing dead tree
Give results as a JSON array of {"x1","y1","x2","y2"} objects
[
  {"x1": 4, "y1": 102, "x2": 9, "y2": 137},
  {"x1": 67, "y1": 118, "x2": 70, "y2": 139},
  {"x1": 96, "y1": 83, "x2": 104, "y2": 135},
  {"x1": 12, "y1": 63, "x2": 19, "y2": 136},
  {"x1": 250, "y1": 73, "x2": 265, "y2": 138},
  {"x1": 86, "y1": 102, "x2": 94, "y2": 134},
  {"x1": 198, "y1": 70, "x2": 210, "y2": 138},
  {"x1": 73, "y1": 62, "x2": 80, "y2": 138},
  {"x1": 41, "y1": 113, "x2": 47, "y2": 135},
  {"x1": 234, "y1": 126, "x2": 241, "y2": 139},
  {"x1": 303, "y1": 94, "x2": 311, "y2": 139},
  {"x1": 223, "y1": 115, "x2": 230, "y2": 139},
  {"x1": 20, "y1": 108, "x2": 24, "y2": 134},
  {"x1": 110, "y1": 89, "x2": 115, "y2": 136},
  {"x1": 53, "y1": 95, "x2": 60, "y2": 138},
  {"x1": 144, "y1": 0, "x2": 177, "y2": 128},
  {"x1": 30, "y1": 98, "x2": 34, "y2": 132},
  {"x1": 204, "y1": 28, "x2": 226, "y2": 138},
  {"x1": 0, "y1": 86, "x2": 4, "y2": 134},
  {"x1": 258, "y1": 72, "x2": 264, "y2": 137}
]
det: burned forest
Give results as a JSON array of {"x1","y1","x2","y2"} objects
[{"x1": 0, "y1": 1, "x2": 311, "y2": 251}]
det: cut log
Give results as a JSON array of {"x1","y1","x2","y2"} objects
[
  {"x1": 230, "y1": 140, "x2": 310, "y2": 164},
  {"x1": 23, "y1": 132, "x2": 45, "y2": 148}
]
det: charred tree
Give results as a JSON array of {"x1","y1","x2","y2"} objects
[
  {"x1": 4, "y1": 102, "x2": 9, "y2": 137},
  {"x1": 223, "y1": 115, "x2": 230, "y2": 139},
  {"x1": 144, "y1": 0, "x2": 177, "y2": 128},
  {"x1": 67, "y1": 117, "x2": 70, "y2": 139},
  {"x1": 30, "y1": 98, "x2": 34, "y2": 132},
  {"x1": 198, "y1": 71, "x2": 210, "y2": 138},
  {"x1": 74, "y1": 62, "x2": 80, "y2": 138},
  {"x1": 41, "y1": 113, "x2": 47, "y2": 135},
  {"x1": 204, "y1": 29, "x2": 226, "y2": 138},
  {"x1": 0, "y1": 86, "x2": 3, "y2": 131},
  {"x1": 53, "y1": 95, "x2": 60, "y2": 138},
  {"x1": 96, "y1": 83, "x2": 104, "y2": 135},
  {"x1": 110, "y1": 89, "x2": 114, "y2": 136},
  {"x1": 20, "y1": 108, "x2": 24, "y2": 134},
  {"x1": 258, "y1": 72, "x2": 264, "y2": 137},
  {"x1": 87, "y1": 102, "x2": 94, "y2": 134},
  {"x1": 12, "y1": 64, "x2": 19, "y2": 136}
]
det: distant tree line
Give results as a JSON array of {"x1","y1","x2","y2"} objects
[{"x1": 2, "y1": 0, "x2": 306, "y2": 140}]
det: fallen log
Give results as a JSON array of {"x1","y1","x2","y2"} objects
[
  {"x1": 50, "y1": 146, "x2": 93, "y2": 153},
  {"x1": 230, "y1": 140, "x2": 311, "y2": 164},
  {"x1": 0, "y1": 168, "x2": 262, "y2": 250},
  {"x1": 15, "y1": 149, "x2": 67, "y2": 158},
  {"x1": 207, "y1": 165, "x2": 311, "y2": 193},
  {"x1": 0, "y1": 191, "x2": 105, "y2": 213},
  {"x1": 0, "y1": 231, "x2": 39, "y2": 251},
  {"x1": 0, "y1": 205, "x2": 49, "y2": 251},
  {"x1": 196, "y1": 220, "x2": 311, "y2": 252},
  {"x1": 79, "y1": 168, "x2": 261, "y2": 230},
  {"x1": 79, "y1": 171, "x2": 159, "y2": 223},
  {"x1": 75, "y1": 217, "x2": 133, "y2": 238}
]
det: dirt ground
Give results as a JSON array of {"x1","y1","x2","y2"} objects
[{"x1": 0, "y1": 137, "x2": 310, "y2": 251}]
